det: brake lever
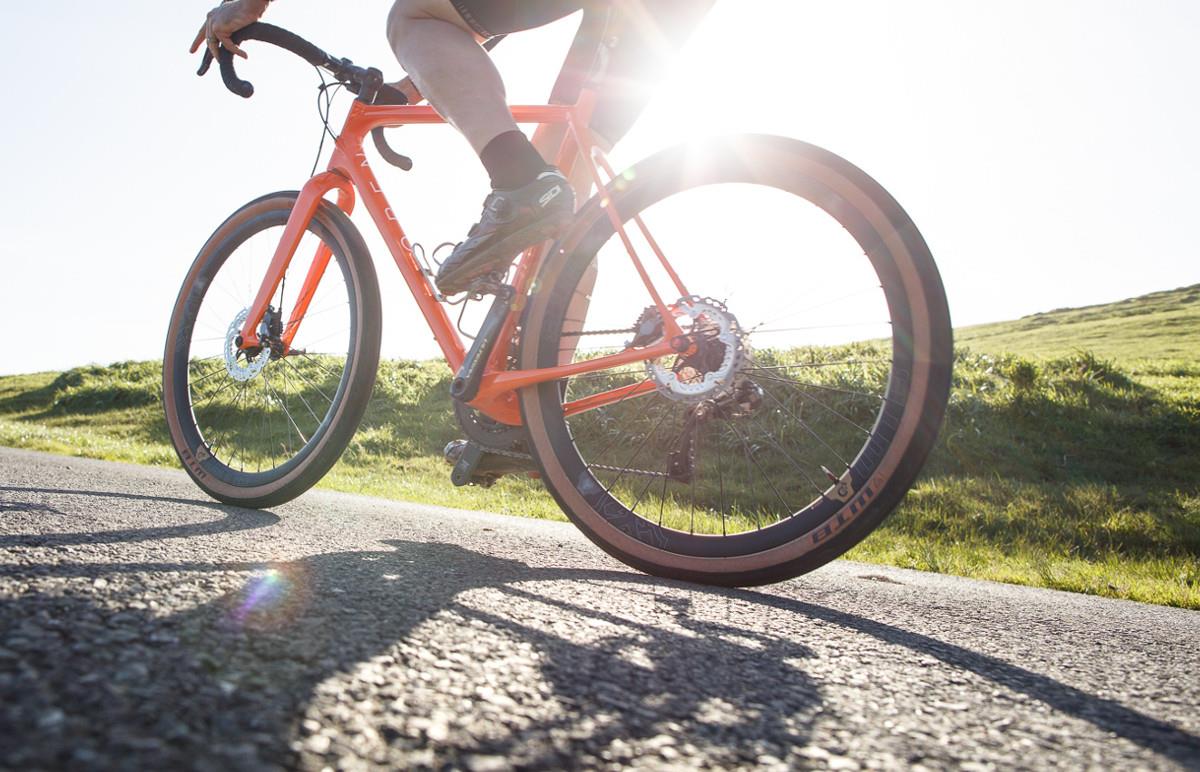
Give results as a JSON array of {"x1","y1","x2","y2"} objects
[{"x1": 372, "y1": 128, "x2": 414, "y2": 171}]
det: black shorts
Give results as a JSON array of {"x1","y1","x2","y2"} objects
[
  {"x1": 450, "y1": 0, "x2": 715, "y2": 145},
  {"x1": 449, "y1": 0, "x2": 589, "y2": 38}
]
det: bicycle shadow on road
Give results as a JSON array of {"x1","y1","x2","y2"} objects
[
  {"x1": 1, "y1": 538, "x2": 823, "y2": 768},
  {"x1": 2, "y1": 537, "x2": 1196, "y2": 768},
  {"x1": 0, "y1": 485, "x2": 279, "y2": 548}
]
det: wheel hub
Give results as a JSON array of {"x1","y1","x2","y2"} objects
[{"x1": 646, "y1": 299, "x2": 749, "y2": 403}]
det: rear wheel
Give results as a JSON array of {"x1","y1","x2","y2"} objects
[
  {"x1": 519, "y1": 135, "x2": 952, "y2": 586},
  {"x1": 163, "y1": 192, "x2": 380, "y2": 508}
]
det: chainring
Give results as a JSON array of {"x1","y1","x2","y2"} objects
[{"x1": 452, "y1": 400, "x2": 528, "y2": 452}]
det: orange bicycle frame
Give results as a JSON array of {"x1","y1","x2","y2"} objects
[{"x1": 236, "y1": 90, "x2": 689, "y2": 427}]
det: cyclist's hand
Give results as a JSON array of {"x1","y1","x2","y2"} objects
[{"x1": 190, "y1": 0, "x2": 271, "y2": 60}]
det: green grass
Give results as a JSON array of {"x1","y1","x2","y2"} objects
[
  {"x1": 1, "y1": 285, "x2": 1197, "y2": 608},
  {"x1": 956, "y1": 283, "x2": 1200, "y2": 360}
]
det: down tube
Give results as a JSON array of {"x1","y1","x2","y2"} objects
[{"x1": 334, "y1": 146, "x2": 467, "y2": 372}]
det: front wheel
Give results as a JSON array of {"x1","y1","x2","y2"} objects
[
  {"x1": 163, "y1": 192, "x2": 381, "y2": 508},
  {"x1": 520, "y1": 135, "x2": 953, "y2": 586}
]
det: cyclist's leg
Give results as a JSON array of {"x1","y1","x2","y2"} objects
[
  {"x1": 386, "y1": 0, "x2": 513, "y2": 154},
  {"x1": 387, "y1": 0, "x2": 589, "y2": 154},
  {"x1": 388, "y1": 0, "x2": 588, "y2": 294}
]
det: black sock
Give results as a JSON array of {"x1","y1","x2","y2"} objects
[{"x1": 479, "y1": 130, "x2": 548, "y2": 190}]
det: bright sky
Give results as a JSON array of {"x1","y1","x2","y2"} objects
[{"x1": 1, "y1": 0, "x2": 1196, "y2": 375}]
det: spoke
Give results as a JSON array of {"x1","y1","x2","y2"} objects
[
  {"x1": 265, "y1": 364, "x2": 288, "y2": 468},
  {"x1": 192, "y1": 376, "x2": 241, "y2": 408},
  {"x1": 689, "y1": 428, "x2": 700, "y2": 534},
  {"x1": 294, "y1": 352, "x2": 345, "y2": 382},
  {"x1": 733, "y1": 413, "x2": 828, "y2": 499},
  {"x1": 281, "y1": 363, "x2": 294, "y2": 461},
  {"x1": 737, "y1": 426, "x2": 762, "y2": 529},
  {"x1": 599, "y1": 401, "x2": 674, "y2": 496},
  {"x1": 263, "y1": 372, "x2": 310, "y2": 446},
  {"x1": 207, "y1": 379, "x2": 249, "y2": 466},
  {"x1": 745, "y1": 360, "x2": 889, "y2": 373},
  {"x1": 289, "y1": 301, "x2": 349, "y2": 326},
  {"x1": 237, "y1": 384, "x2": 252, "y2": 473},
  {"x1": 298, "y1": 328, "x2": 351, "y2": 350},
  {"x1": 213, "y1": 278, "x2": 249, "y2": 311},
  {"x1": 627, "y1": 461, "x2": 664, "y2": 517},
  {"x1": 258, "y1": 370, "x2": 269, "y2": 473},
  {"x1": 626, "y1": 412, "x2": 686, "y2": 518},
  {"x1": 747, "y1": 285, "x2": 882, "y2": 332},
  {"x1": 749, "y1": 320, "x2": 891, "y2": 334},
  {"x1": 279, "y1": 356, "x2": 335, "y2": 406},
  {"x1": 744, "y1": 371, "x2": 887, "y2": 402},
  {"x1": 568, "y1": 377, "x2": 662, "y2": 464},
  {"x1": 757, "y1": 386, "x2": 852, "y2": 469},
  {"x1": 657, "y1": 465, "x2": 670, "y2": 527},
  {"x1": 280, "y1": 360, "x2": 327, "y2": 425},
  {"x1": 200, "y1": 379, "x2": 242, "y2": 465},
  {"x1": 724, "y1": 417, "x2": 795, "y2": 522},
  {"x1": 717, "y1": 435, "x2": 727, "y2": 536},
  {"x1": 189, "y1": 364, "x2": 230, "y2": 388},
  {"x1": 195, "y1": 319, "x2": 231, "y2": 337},
  {"x1": 747, "y1": 366, "x2": 873, "y2": 436}
]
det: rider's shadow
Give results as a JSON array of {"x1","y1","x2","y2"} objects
[
  {"x1": 0, "y1": 537, "x2": 822, "y2": 769},
  {"x1": 3, "y1": 501, "x2": 1196, "y2": 769}
]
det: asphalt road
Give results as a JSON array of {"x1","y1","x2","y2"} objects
[{"x1": 1, "y1": 447, "x2": 1197, "y2": 770}]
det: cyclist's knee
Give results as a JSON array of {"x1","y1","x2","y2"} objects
[
  {"x1": 387, "y1": 0, "x2": 418, "y2": 50},
  {"x1": 388, "y1": 0, "x2": 474, "y2": 51}
]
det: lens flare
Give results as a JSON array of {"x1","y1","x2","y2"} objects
[{"x1": 226, "y1": 565, "x2": 308, "y2": 630}]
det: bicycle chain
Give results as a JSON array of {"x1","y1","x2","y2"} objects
[
  {"x1": 481, "y1": 445, "x2": 667, "y2": 479},
  {"x1": 562, "y1": 326, "x2": 637, "y2": 337}
]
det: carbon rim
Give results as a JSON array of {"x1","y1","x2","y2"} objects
[
  {"x1": 167, "y1": 202, "x2": 359, "y2": 488},
  {"x1": 524, "y1": 138, "x2": 942, "y2": 561}
]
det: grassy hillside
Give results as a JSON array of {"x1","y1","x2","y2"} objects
[
  {"x1": 957, "y1": 284, "x2": 1200, "y2": 360},
  {"x1": 1, "y1": 287, "x2": 1197, "y2": 608}
]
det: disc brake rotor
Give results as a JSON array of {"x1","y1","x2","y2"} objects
[
  {"x1": 224, "y1": 309, "x2": 271, "y2": 382},
  {"x1": 647, "y1": 299, "x2": 748, "y2": 403}
]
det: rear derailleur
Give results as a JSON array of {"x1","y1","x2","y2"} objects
[{"x1": 666, "y1": 379, "x2": 764, "y2": 484}]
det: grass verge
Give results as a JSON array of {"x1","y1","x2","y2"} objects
[{"x1": 1, "y1": 342, "x2": 1196, "y2": 609}]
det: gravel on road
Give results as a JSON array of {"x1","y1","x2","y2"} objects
[{"x1": 1, "y1": 447, "x2": 1197, "y2": 770}]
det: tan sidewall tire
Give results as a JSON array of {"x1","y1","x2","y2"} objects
[
  {"x1": 162, "y1": 192, "x2": 380, "y2": 509},
  {"x1": 519, "y1": 136, "x2": 952, "y2": 586}
]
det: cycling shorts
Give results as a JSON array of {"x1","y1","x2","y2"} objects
[
  {"x1": 449, "y1": 0, "x2": 588, "y2": 39},
  {"x1": 449, "y1": 0, "x2": 715, "y2": 145}
]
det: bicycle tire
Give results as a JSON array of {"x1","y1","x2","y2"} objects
[
  {"x1": 163, "y1": 191, "x2": 381, "y2": 509},
  {"x1": 519, "y1": 134, "x2": 953, "y2": 586}
]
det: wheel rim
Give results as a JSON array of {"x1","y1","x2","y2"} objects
[
  {"x1": 180, "y1": 211, "x2": 355, "y2": 478},
  {"x1": 536, "y1": 173, "x2": 917, "y2": 556}
]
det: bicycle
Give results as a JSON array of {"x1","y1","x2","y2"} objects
[{"x1": 164, "y1": 14, "x2": 953, "y2": 587}]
